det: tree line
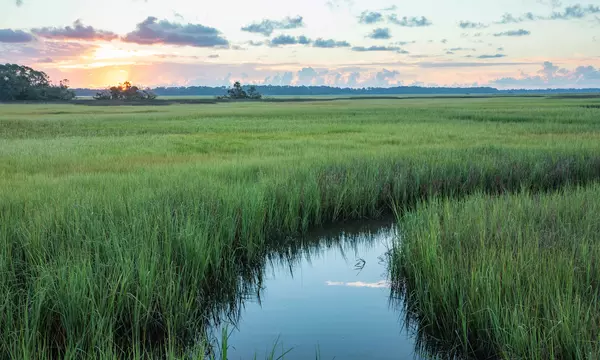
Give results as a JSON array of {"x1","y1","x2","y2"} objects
[
  {"x1": 1, "y1": 63, "x2": 265, "y2": 102},
  {"x1": 0, "y1": 64, "x2": 75, "y2": 101},
  {"x1": 0, "y1": 63, "x2": 159, "y2": 102},
  {"x1": 134, "y1": 85, "x2": 503, "y2": 96}
]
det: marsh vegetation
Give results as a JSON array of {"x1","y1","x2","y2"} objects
[{"x1": 1, "y1": 97, "x2": 600, "y2": 358}]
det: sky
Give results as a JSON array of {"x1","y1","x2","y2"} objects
[{"x1": 1, "y1": 0, "x2": 599, "y2": 89}]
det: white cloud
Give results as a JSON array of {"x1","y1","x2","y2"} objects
[
  {"x1": 490, "y1": 61, "x2": 600, "y2": 88},
  {"x1": 326, "y1": 280, "x2": 390, "y2": 288}
]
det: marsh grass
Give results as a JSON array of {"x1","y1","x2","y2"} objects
[
  {"x1": 1, "y1": 97, "x2": 600, "y2": 358},
  {"x1": 391, "y1": 185, "x2": 600, "y2": 359}
]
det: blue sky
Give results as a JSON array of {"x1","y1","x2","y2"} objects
[{"x1": 1, "y1": 0, "x2": 599, "y2": 88}]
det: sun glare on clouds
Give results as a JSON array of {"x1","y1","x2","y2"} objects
[{"x1": 92, "y1": 43, "x2": 161, "y2": 61}]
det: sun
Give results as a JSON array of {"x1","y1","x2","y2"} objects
[{"x1": 103, "y1": 69, "x2": 130, "y2": 86}]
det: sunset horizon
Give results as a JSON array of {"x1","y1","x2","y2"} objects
[{"x1": 2, "y1": 0, "x2": 599, "y2": 89}]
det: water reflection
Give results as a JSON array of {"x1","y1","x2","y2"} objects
[{"x1": 210, "y1": 219, "x2": 428, "y2": 360}]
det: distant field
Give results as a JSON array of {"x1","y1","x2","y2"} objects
[{"x1": 1, "y1": 97, "x2": 600, "y2": 358}]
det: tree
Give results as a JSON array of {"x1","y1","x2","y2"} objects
[
  {"x1": 220, "y1": 81, "x2": 262, "y2": 100},
  {"x1": 44, "y1": 79, "x2": 76, "y2": 100},
  {"x1": 226, "y1": 81, "x2": 247, "y2": 99},
  {"x1": 94, "y1": 81, "x2": 156, "y2": 101},
  {"x1": 109, "y1": 86, "x2": 122, "y2": 100},
  {"x1": 247, "y1": 85, "x2": 262, "y2": 99},
  {"x1": 0, "y1": 64, "x2": 74, "y2": 101}
]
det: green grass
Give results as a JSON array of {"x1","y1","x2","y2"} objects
[
  {"x1": 390, "y1": 185, "x2": 600, "y2": 359},
  {"x1": 1, "y1": 97, "x2": 600, "y2": 358}
]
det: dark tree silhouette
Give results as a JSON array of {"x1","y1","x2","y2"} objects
[
  {"x1": 246, "y1": 85, "x2": 262, "y2": 99},
  {"x1": 94, "y1": 81, "x2": 156, "y2": 101},
  {"x1": 0, "y1": 64, "x2": 75, "y2": 101},
  {"x1": 226, "y1": 81, "x2": 247, "y2": 99},
  {"x1": 220, "y1": 81, "x2": 262, "y2": 100}
]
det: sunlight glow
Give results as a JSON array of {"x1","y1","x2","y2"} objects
[
  {"x1": 104, "y1": 69, "x2": 130, "y2": 85},
  {"x1": 92, "y1": 44, "x2": 157, "y2": 61},
  {"x1": 94, "y1": 47, "x2": 134, "y2": 60}
]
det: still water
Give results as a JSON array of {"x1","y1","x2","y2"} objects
[{"x1": 215, "y1": 220, "x2": 424, "y2": 360}]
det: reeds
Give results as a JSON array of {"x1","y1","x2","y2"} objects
[
  {"x1": 1, "y1": 98, "x2": 600, "y2": 358},
  {"x1": 391, "y1": 185, "x2": 600, "y2": 359}
]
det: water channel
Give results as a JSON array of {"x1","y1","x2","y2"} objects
[{"x1": 212, "y1": 219, "x2": 429, "y2": 360}]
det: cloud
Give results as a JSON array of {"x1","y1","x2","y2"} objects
[
  {"x1": 388, "y1": 15, "x2": 432, "y2": 27},
  {"x1": 419, "y1": 61, "x2": 530, "y2": 68},
  {"x1": 268, "y1": 71, "x2": 294, "y2": 85},
  {"x1": 351, "y1": 45, "x2": 408, "y2": 54},
  {"x1": 394, "y1": 40, "x2": 416, "y2": 46},
  {"x1": 477, "y1": 53, "x2": 507, "y2": 59},
  {"x1": 0, "y1": 29, "x2": 35, "y2": 43},
  {"x1": 325, "y1": 281, "x2": 345, "y2": 286},
  {"x1": 346, "y1": 280, "x2": 390, "y2": 288},
  {"x1": 449, "y1": 47, "x2": 476, "y2": 51},
  {"x1": 247, "y1": 40, "x2": 264, "y2": 46},
  {"x1": 368, "y1": 28, "x2": 391, "y2": 39},
  {"x1": 221, "y1": 72, "x2": 232, "y2": 86},
  {"x1": 43, "y1": 42, "x2": 98, "y2": 58},
  {"x1": 359, "y1": 11, "x2": 383, "y2": 24},
  {"x1": 346, "y1": 72, "x2": 360, "y2": 87},
  {"x1": 312, "y1": 38, "x2": 351, "y2": 48},
  {"x1": 122, "y1": 17, "x2": 228, "y2": 47},
  {"x1": 461, "y1": 32, "x2": 483, "y2": 38},
  {"x1": 496, "y1": 4, "x2": 600, "y2": 24},
  {"x1": 326, "y1": 280, "x2": 390, "y2": 288},
  {"x1": 264, "y1": 66, "x2": 406, "y2": 88},
  {"x1": 251, "y1": 36, "x2": 349, "y2": 49},
  {"x1": 539, "y1": 61, "x2": 560, "y2": 78},
  {"x1": 573, "y1": 65, "x2": 600, "y2": 80},
  {"x1": 549, "y1": 4, "x2": 600, "y2": 19},
  {"x1": 31, "y1": 19, "x2": 118, "y2": 41},
  {"x1": 329, "y1": 72, "x2": 342, "y2": 85},
  {"x1": 459, "y1": 21, "x2": 488, "y2": 29},
  {"x1": 0, "y1": 41, "x2": 98, "y2": 64},
  {"x1": 241, "y1": 16, "x2": 304, "y2": 36},
  {"x1": 269, "y1": 34, "x2": 311, "y2": 46},
  {"x1": 297, "y1": 66, "x2": 319, "y2": 85},
  {"x1": 37, "y1": 57, "x2": 54, "y2": 63},
  {"x1": 497, "y1": 12, "x2": 537, "y2": 24},
  {"x1": 491, "y1": 61, "x2": 600, "y2": 88},
  {"x1": 376, "y1": 68, "x2": 398, "y2": 81},
  {"x1": 493, "y1": 29, "x2": 531, "y2": 37},
  {"x1": 409, "y1": 54, "x2": 435, "y2": 58},
  {"x1": 155, "y1": 54, "x2": 202, "y2": 60}
]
